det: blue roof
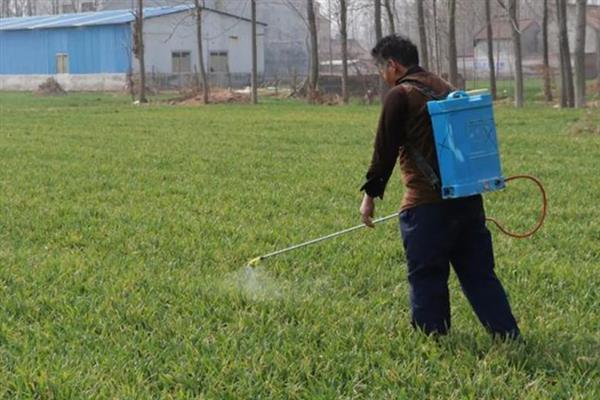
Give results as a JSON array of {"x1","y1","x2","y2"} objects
[{"x1": 0, "y1": 5, "x2": 193, "y2": 31}]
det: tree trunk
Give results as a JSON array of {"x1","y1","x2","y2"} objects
[
  {"x1": 485, "y1": 0, "x2": 497, "y2": 99},
  {"x1": 509, "y1": 0, "x2": 524, "y2": 107},
  {"x1": 307, "y1": 0, "x2": 319, "y2": 104},
  {"x1": 14, "y1": 0, "x2": 22, "y2": 16},
  {"x1": 557, "y1": 0, "x2": 568, "y2": 107},
  {"x1": 251, "y1": 0, "x2": 258, "y2": 104},
  {"x1": 448, "y1": 0, "x2": 458, "y2": 86},
  {"x1": 557, "y1": 0, "x2": 575, "y2": 107},
  {"x1": 597, "y1": 29, "x2": 600, "y2": 95},
  {"x1": 384, "y1": 0, "x2": 395, "y2": 34},
  {"x1": 542, "y1": 0, "x2": 553, "y2": 102},
  {"x1": 433, "y1": 0, "x2": 441, "y2": 74},
  {"x1": 375, "y1": 0, "x2": 385, "y2": 102},
  {"x1": 574, "y1": 0, "x2": 586, "y2": 108},
  {"x1": 417, "y1": 0, "x2": 429, "y2": 70},
  {"x1": 340, "y1": 0, "x2": 349, "y2": 104},
  {"x1": 194, "y1": 0, "x2": 209, "y2": 104},
  {"x1": 328, "y1": 0, "x2": 333, "y2": 74},
  {"x1": 0, "y1": 0, "x2": 9, "y2": 18},
  {"x1": 136, "y1": 0, "x2": 148, "y2": 103}
]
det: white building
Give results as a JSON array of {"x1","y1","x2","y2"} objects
[
  {"x1": 102, "y1": 0, "x2": 321, "y2": 80},
  {"x1": 0, "y1": 5, "x2": 266, "y2": 91}
]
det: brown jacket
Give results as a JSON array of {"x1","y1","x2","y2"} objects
[{"x1": 361, "y1": 67, "x2": 455, "y2": 211}]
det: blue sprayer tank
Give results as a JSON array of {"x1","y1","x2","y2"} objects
[{"x1": 427, "y1": 90, "x2": 505, "y2": 199}]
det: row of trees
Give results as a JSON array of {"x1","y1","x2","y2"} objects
[
  {"x1": 431, "y1": 0, "x2": 588, "y2": 108},
  {"x1": 38, "y1": 0, "x2": 591, "y2": 108},
  {"x1": 282, "y1": 0, "x2": 593, "y2": 107},
  {"x1": 0, "y1": 0, "x2": 92, "y2": 16}
]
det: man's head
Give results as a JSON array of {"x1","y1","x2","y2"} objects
[{"x1": 371, "y1": 34, "x2": 420, "y2": 86}]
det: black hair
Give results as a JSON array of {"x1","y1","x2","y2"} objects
[{"x1": 371, "y1": 34, "x2": 419, "y2": 68}]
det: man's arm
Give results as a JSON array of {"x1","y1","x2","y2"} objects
[
  {"x1": 360, "y1": 87, "x2": 408, "y2": 199},
  {"x1": 359, "y1": 88, "x2": 407, "y2": 226}
]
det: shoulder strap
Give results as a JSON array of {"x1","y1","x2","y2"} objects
[
  {"x1": 399, "y1": 78, "x2": 450, "y2": 100},
  {"x1": 396, "y1": 79, "x2": 450, "y2": 191}
]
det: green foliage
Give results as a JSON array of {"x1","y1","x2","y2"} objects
[{"x1": 0, "y1": 93, "x2": 598, "y2": 399}]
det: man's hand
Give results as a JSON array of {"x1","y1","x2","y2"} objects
[{"x1": 360, "y1": 194, "x2": 376, "y2": 228}]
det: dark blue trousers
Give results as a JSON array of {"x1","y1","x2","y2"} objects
[{"x1": 399, "y1": 195, "x2": 520, "y2": 338}]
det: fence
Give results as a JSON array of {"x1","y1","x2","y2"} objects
[{"x1": 146, "y1": 71, "x2": 264, "y2": 91}]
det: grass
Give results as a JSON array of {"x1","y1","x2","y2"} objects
[
  {"x1": 466, "y1": 78, "x2": 600, "y2": 103},
  {"x1": 0, "y1": 91, "x2": 599, "y2": 399}
]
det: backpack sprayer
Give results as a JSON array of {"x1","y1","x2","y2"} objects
[{"x1": 246, "y1": 88, "x2": 547, "y2": 268}]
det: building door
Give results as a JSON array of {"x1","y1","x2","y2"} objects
[{"x1": 56, "y1": 53, "x2": 69, "y2": 74}]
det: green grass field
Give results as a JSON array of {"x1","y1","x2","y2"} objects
[{"x1": 0, "y1": 92, "x2": 599, "y2": 398}]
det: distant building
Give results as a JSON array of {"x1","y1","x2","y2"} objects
[
  {"x1": 472, "y1": 19, "x2": 541, "y2": 78},
  {"x1": 469, "y1": 4, "x2": 600, "y2": 80},
  {"x1": 318, "y1": 37, "x2": 375, "y2": 76},
  {"x1": 100, "y1": 0, "x2": 328, "y2": 80},
  {"x1": 0, "y1": 5, "x2": 266, "y2": 91}
]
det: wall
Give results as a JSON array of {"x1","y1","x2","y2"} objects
[
  {"x1": 138, "y1": 10, "x2": 264, "y2": 75},
  {"x1": 0, "y1": 24, "x2": 131, "y2": 74},
  {"x1": 0, "y1": 73, "x2": 127, "y2": 91},
  {"x1": 100, "y1": 0, "x2": 309, "y2": 79}
]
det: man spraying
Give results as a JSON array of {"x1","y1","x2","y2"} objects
[{"x1": 359, "y1": 35, "x2": 520, "y2": 339}]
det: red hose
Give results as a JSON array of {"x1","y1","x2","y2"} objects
[{"x1": 486, "y1": 175, "x2": 548, "y2": 239}]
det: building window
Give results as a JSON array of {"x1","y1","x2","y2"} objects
[
  {"x1": 81, "y1": 2, "x2": 96, "y2": 12},
  {"x1": 61, "y1": 4, "x2": 75, "y2": 13},
  {"x1": 215, "y1": 0, "x2": 225, "y2": 11},
  {"x1": 172, "y1": 51, "x2": 192, "y2": 74},
  {"x1": 56, "y1": 53, "x2": 69, "y2": 74},
  {"x1": 209, "y1": 51, "x2": 228, "y2": 73}
]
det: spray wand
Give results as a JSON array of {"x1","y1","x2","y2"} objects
[
  {"x1": 246, "y1": 213, "x2": 398, "y2": 267},
  {"x1": 246, "y1": 174, "x2": 547, "y2": 268}
]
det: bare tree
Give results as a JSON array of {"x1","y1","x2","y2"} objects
[
  {"x1": 375, "y1": 0, "x2": 385, "y2": 102},
  {"x1": 340, "y1": 0, "x2": 350, "y2": 104},
  {"x1": 509, "y1": 0, "x2": 524, "y2": 107},
  {"x1": 597, "y1": 29, "x2": 600, "y2": 95},
  {"x1": 193, "y1": 0, "x2": 209, "y2": 104},
  {"x1": 307, "y1": 0, "x2": 319, "y2": 104},
  {"x1": 417, "y1": 0, "x2": 429, "y2": 70},
  {"x1": 134, "y1": 0, "x2": 148, "y2": 103},
  {"x1": 0, "y1": 0, "x2": 10, "y2": 17},
  {"x1": 484, "y1": 0, "x2": 497, "y2": 99},
  {"x1": 556, "y1": 0, "x2": 574, "y2": 107},
  {"x1": 433, "y1": 0, "x2": 441, "y2": 74},
  {"x1": 251, "y1": 0, "x2": 258, "y2": 104},
  {"x1": 574, "y1": 0, "x2": 586, "y2": 108},
  {"x1": 448, "y1": 0, "x2": 458, "y2": 86},
  {"x1": 384, "y1": 0, "x2": 396, "y2": 34},
  {"x1": 542, "y1": 0, "x2": 553, "y2": 102}
]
